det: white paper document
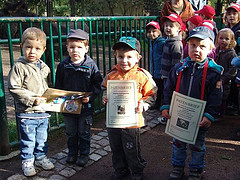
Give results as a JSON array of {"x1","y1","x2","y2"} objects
[
  {"x1": 165, "y1": 91, "x2": 206, "y2": 144},
  {"x1": 106, "y1": 80, "x2": 139, "y2": 128}
]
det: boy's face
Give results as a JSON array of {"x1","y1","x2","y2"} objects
[
  {"x1": 164, "y1": 20, "x2": 180, "y2": 37},
  {"x1": 115, "y1": 48, "x2": 141, "y2": 72},
  {"x1": 217, "y1": 32, "x2": 231, "y2": 50},
  {"x1": 66, "y1": 40, "x2": 88, "y2": 62},
  {"x1": 226, "y1": 9, "x2": 239, "y2": 26},
  {"x1": 21, "y1": 39, "x2": 46, "y2": 62},
  {"x1": 188, "y1": 38, "x2": 211, "y2": 62},
  {"x1": 146, "y1": 26, "x2": 161, "y2": 40}
]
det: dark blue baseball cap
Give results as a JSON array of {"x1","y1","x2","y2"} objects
[
  {"x1": 67, "y1": 29, "x2": 89, "y2": 40},
  {"x1": 186, "y1": 26, "x2": 215, "y2": 42},
  {"x1": 113, "y1": 36, "x2": 141, "y2": 53}
]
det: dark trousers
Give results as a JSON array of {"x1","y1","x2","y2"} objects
[
  {"x1": 64, "y1": 115, "x2": 92, "y2": 157},
  {"x1": 107, "y1": 128, "x2": 146, "y2": 174},
  {"x1": 153, "y1": 77, "x2": 164, "y2": 108}
]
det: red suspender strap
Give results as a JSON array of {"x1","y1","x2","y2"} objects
[
  {"x1": 201, "y1": 60, "x2": 208, "y2": 100},
  {"x1": 176, "y1": 71, "x2": 182, "y2": 92},
  {"x1": 175, "y1": 60, "x2": 208, "y2": 100}
]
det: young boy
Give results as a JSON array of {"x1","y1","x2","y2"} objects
[
  {"x1": 160, "y1": 26, "x2": 223, "y2": 180},
  {"x1": 160, "y1": 13, "x2": 184, "y2": 124},
  {"x1": 55, "y1": 29, "x2": 103, "y2": 166},
  {"x1": 195, "y1": 5, "x2": 218, "y2": 37},
  {"x1": 8, "y1": 27, "x2": 54, "y2": 177},
  {"x1": 145, "y1": 21, "x2": 166, "y2": 110},
  {"x1": 102, "y1": 37, "x2": 157, "y2": 180}
]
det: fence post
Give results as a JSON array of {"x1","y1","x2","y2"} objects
[{"x1": 0, "y1": 46, "x2": 10, "y2": 155}]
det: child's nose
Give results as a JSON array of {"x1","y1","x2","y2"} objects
[{"x1": 30, "y1": 48, "x2": 36, "y2": 53}]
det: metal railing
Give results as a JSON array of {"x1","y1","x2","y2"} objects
[{"x1": 0, "y1": 16, "x2": 157, "y2": 155}]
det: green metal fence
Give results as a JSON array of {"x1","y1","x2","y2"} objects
[{"x1": 0, "y1": 16, "x2": 157, "y2": 155}]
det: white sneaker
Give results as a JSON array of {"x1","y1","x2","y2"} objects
[
  {"x1": 35, "y1": 157, "x2": 54, "y2": 170},
  {"x1": 22, "y1": 159, "x2": 36, "y2": 177},
  {"x1": 158, "y1": 116, "x2": 168, "y2": 125}
]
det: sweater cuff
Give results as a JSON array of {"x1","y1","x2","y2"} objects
[
  {"x1": 203, "y1": 112, "x2": 215, "y2": 122},
  {"x1": 159, "y1": 105, "x2": 170, "y2": 112}
]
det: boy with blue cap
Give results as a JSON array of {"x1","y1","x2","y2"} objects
[
  {"x1": 55, "y1": 29, "x2": 103, "y2": 167},
  {"x1": 160, "y1": 26, "x2": 223, "y2": 180},
  {"x1": 102, "y1": 36, "x2": 157, "y2": 180}
]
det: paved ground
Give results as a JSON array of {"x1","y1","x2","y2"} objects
[{"x1": 2, "y1": 109, "x2": 240, "y2": 180}]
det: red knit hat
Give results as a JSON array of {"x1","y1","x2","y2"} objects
[
  {"x1": 146, "y1": 21, "x2": 160, "y2": 30},
  {"x1": 195, "y1": 5, "x2": 215, "y2": 19},
  {"x1": 188, "y1": 15, "x2": 203, "y2": 26}
]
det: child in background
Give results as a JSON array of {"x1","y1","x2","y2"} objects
[
  {"x1": 231, "y1": 56, "x2": 240, "y2": 114},
  {"x1": 160, "y1": 13, "x2": 184, "y2": 124},
  {"x1": 55, "y1": 29, "x2": 103, "y2": 166},
  {"x1": 215, "y1": 28, "x2": 237, "y2": 119},
  {"x1": 145, "y1": 21, "x2": 166, "y2": 110},
  {"x1": 8, "y1": 27, "x2": 54, "y2": 177},
  {"x1": 183, "y1": 15, "x2": 203, "y2": 58},
  {"x1": 102, "y1": 37, "x2": 157, "y2": 180},
  {"x1": 160, "y1": 26, "x2": 223, "y2": 180},
  {"x1": 195, "y1": 5, "x2": 218, "y2": 37},
  {"x1": 223, "y1": 3, "x2": 240, "y2": 115}
]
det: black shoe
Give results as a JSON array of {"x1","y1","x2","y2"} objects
[
  {"x1": 66, "y1": 156, "x2": 77, "y2": 164},
  {"x1": 76, "y1": 155, "x2": 89, "y2": 167},
  {"x1": 188, "y1": 169, "x2": 203, "y2": 180},
  {"x1": 111, "y1": 169, "x2": 130, "y2": 180},
  {"x1": 169, "y1": 166, "x2": 184, "y2": 180}
]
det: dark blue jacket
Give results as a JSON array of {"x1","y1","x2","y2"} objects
[
  {"x1": 160, "y1": 57, "x2": 223, "y2": 122},
  {"x1": 149, "y1": 36, "x2": 166, "y2": 79},
  {"x1": 55, "y1": 55, "x2": 103, "y2": 116}
]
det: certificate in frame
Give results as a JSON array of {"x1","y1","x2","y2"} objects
[
  {"x1": 165, "y1": 91, "x2": 206, "y2": 144},
  {"x1": 106, "y1": 80, "x2": 138, "y2": 128}
]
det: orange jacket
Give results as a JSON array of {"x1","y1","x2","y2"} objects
[
  {"x1": 161, "y1": 0, "x2": 194, "y2": 25},
  {"x1": 102, "y1": 64, "x2": 157, "y2": 128}
]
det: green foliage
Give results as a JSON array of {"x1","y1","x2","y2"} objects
[{"x1": 8, "y1": 121, "x2": 18, "y2": 143}]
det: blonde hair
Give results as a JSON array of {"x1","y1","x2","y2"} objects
[
  {"x1": 215, "y1": 28, "x2": 236, "y2": 49},
  {"x1": 66, "y1": 38, "x2": 89, "y2": 46},
  {"x1": 21, "y1": 27, "x2": 46, "y2": 47}
]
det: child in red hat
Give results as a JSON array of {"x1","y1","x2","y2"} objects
[
  {"x1": 159, "y1": 13, "x2": 184, "y2": 124},
  {"x1": 145, "y1": 21, "x2": 166, "y2": 110}
]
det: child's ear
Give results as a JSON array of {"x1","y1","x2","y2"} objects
[{"x1": 138, "y1": 54, "x2": 142, "y2": 61}]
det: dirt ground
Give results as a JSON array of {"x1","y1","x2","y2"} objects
[{"x1": 1, "y1": 112, "x2": 240, "y2": 180}]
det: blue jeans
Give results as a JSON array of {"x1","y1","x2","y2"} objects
[
  {"x1": 64, "y1": 115, "x2": 92, "y2": 157},
  {"x1": 171, "y1": 128, "x2": 208, "y2": 172},
  {"x1": 17, "y1": 112, "x2": 50, "y2": 161}
]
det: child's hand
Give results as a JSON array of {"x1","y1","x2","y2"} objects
[
  {"x1": 102, "y1": 96, "x2": 108, "y2": 105},
  {"x1": 82, "y1": 96, "x2": 89, "y2": 103},
  {"x1": 34, "y1": 97, "x2": 46, "y2": 105},
  {"x1": 199, "y1": 116, "x2": 212, "y2": 128},
  {"x1": 136, "y1": 102, "x2": 144, "y2": 113},
  {"x1": 161, "y1": 109, "x2": 170, "y2": 119}
]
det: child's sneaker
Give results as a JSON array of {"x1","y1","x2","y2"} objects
[
  {"x1": 188, "y1": 169, "x2": 203, "y2": 180},
  {"x1": 158, "y1": 116, "x2": 168, "y2": 125},
  {"x1": 169, "y1": 166, "x2": 184, "y2": 180},
  {"x1": 35, "y1": 157, "x2": 54, "y2": 170},
  {"x1": 22, "y1": 159, "x2": 36, "y2": 177}
]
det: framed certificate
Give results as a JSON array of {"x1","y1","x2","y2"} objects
[
  {"x1": 165, "y1": 91, "x2": 206, "y2": 144},
  {"x1": 106, "y1": 80, "x2": 139, "y2": 128}
]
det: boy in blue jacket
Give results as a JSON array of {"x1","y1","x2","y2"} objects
[
  {"x1": 160, "y1": 26, "x2": 223, "y2": 180},
  {"x1": 145, "y1": 21, "x2": 166, "y2": 110},
  {"x1": 55, "y1": 29, "x2": 103, "y2": 167}
]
